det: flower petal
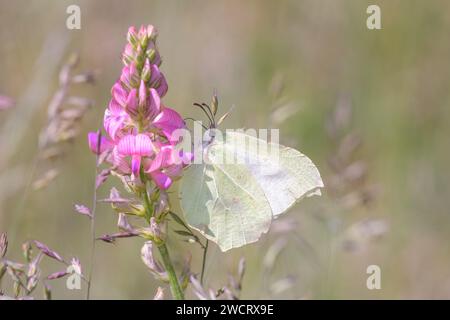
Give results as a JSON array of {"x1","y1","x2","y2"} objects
[
  {"x1": 125, "y1": 88, "x2": 138, "y2": 116},
  {"x1": 147, "y1": 88, "x2": 161, "y2": 118},
  {"x1": 88, "y1": 132, "x2": 113, "y2": 154},
  {"x1": 164, "y1": 164, "x2": 183, "y2": 178},
  {"x1": 139, "y1": 80, "x2": 147, "y2": 108},
  {"x1": 150, "y1": 171, "x2": 172, "y2": 190},
  {"x1": 117, "y1": 134, "x2": 153, "y2": 156},
  {"x1": 156, "y1": 76, "x2": 168, "y2": 98},
  {"x1": 149, "y1": 65, "x2": 167, "y2": 98},
  {"x1": 112, "y1": 82, "x2": 127, "y2": 107},
  {"x1": 152, "y1": 107, "x2": 185, "y2": 143},
  {"x1": 135, "y1": 134, "x2": 154, "y2": 155},
  {"x1": 109, "y1": 147, "x2": 131, "y2": 173},
  {"x1": 108, "y1": 98, "x2": 123, "y2": 114},
  {"x1": 104, "y1": 106, "x2": 129, "y2": 140},
  {"x1": 131, "y1": 155, "x2": 141, "y2": 178},
  {"x1": 146, "y1": 145, "x2": 174, "y2": 173}
]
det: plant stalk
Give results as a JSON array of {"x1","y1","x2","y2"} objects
[
  {"x1": 142, "y1": 183, "x2": 184, "y2": 300},
  {"x1": 200, "y1": 239, "x2": 209, "y2": 285},
  {"x1": 157, "y1": 243, "x2": 184, "y2": 300}
]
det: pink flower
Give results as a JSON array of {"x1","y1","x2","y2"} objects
[
  {"x1": 112, "y1": 82, "x2": 128, "y2": 107},
  {"x1": 88, "y1": 24, "x2": 189, "y2": 190},
  {"x1": 117, "y1": 134, "x2": 154, "y2": 178},
  {"x1": 104, "y1": 99, "x2": 131, "y2": 140},
  {"x1": 125, "y1": 88, "x2": 139, "y2": 117},
  {"x1": 88, "y1": 132, "x2": 114, "y2": 154},
  {"x1": 145, "y1": 144, "x2": 193, "y2": 190},
  {"x1": 153, "y1": 107, "x2": 186, "y2": 143},
  {"x1": 120, "y1": 63, "x2": 139, "y2": 89}
]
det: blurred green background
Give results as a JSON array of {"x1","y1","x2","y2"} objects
[{"x1": 1, "y1": 0, "x2": 450, "y2": 299}]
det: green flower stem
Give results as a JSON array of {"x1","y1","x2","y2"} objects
[
  {"x1": 142, "y1": 188, "x2": 153, "y2": 224},
  {"x1": 157, "y1": 243, "x2": 185, "y2": 300},
  {"x1": 141, "y1": 183, "x2": 184, "y2": 300}
]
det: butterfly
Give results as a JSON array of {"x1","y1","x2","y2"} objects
[{"x1": 179, "y1": 95, "x2": 323, "y2": 251}]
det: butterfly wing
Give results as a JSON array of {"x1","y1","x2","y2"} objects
[
  {"x1": 180, "y1": 141, "x2": 272, "y2": 251},
  {"x1": 223, "y1": 131, "x2": 324, "y2": 216},
  {"x1": 179, "y1": 130, "x2": 323, "y2": 251}
]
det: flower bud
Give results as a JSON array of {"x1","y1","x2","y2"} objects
[
  {"x1": 130, "y1": 203, "x2": 146, "y2": 217},
  {"x1": 153, "y1": 287, "x2": 164, "y2": 300},
  {"x1": 154, "y1": 190, "x2": 169, "y2": 217},
  {"x1": 141, "y1": 241, "x2": 168, "y2": 281},
  {"x1": 118, "y1": 213, "x2": 134, "y2": 233},
  {"x1": 125, "y1": 88, "x2": 139, "y2": 117},
  {"x1": 146, "y1": 48, "x2": 156, "y2": 63},
  {"x1": 137, "y1": 218, "x2": 164, "y2": 244},
  {"x1": 141, "y1": 59, "x2": 151, "y2": 82},
  {"x1": 138, "y1": 80, "x2": 147, "y2": 111},
  {"x1": 150, "y1": 217, "x2": 164, "y2": 242},
  {"x1": 138, "y1": 25, "x2": 149, "y2": 48},
  {"x1": 135, "y1": 45, "x2": 145, "y2": 69},
  {"x1": 147, "y1": 25, "x2": 158, "y2": 42},
  {"x1": 127, "y1": 26, "x2": 139, "y2": 47},
  {"x1": 34, "y1": 240, "x2": 64, "y2": 263},
  {"x1": 26, "y1": 273, "x2": 40, "y2": 292}
]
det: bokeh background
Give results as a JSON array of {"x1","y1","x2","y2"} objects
[{"x1": 1, "y1": 0, "x2": 450, "y2": 299}]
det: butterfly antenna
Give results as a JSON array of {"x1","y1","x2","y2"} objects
[
  {"x1": 184, "y1": 117, "x2": 209, "y2": 130},
  {"x1": 193, "y1": 103, "x2": 214, "y2": 128},
  {"x1": 201, "y1": 103, "x2": 216, "y2": 127}
]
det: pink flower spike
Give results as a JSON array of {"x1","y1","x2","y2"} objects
[
  {"x1": 88, "y1": 132, "x2": 113, "y2": 154},
  {"x1": 152, "y1": 107, "x2": 186, "y2": 143}
]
